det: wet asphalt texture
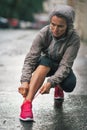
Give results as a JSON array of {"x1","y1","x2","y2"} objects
[{"x1": 0, "y1": 29, "x2": 87, "y2": 130}]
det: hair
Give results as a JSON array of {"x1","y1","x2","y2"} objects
[
  {"x1": 50, "y1": 12, "x2": 68, "y2": 24},
  {"x1": 49, "y1": 5, "x2": 75, "y2": 30}
]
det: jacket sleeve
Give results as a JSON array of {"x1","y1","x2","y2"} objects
[
  {"x1": 20, "y1": 32, "x2": 44, "y2": 83},
  {"x1": 47, "y1": 35, "x2": 80, "y2": 87}
]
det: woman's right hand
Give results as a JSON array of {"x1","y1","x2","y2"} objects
[{"x1": 18, "y1": 82, "x2": 29, "y2": 97}]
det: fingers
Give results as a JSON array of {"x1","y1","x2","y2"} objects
[
  {"x1": 18, "y1": 86, "x2": 29, "y2": 97},
  {"x1": 39, "y1": 87, "x2": 45, "y2": 94},
  {"x1": 39, "y1": 87, "x2": 49, "y2": 94},
  {"x1": 39, "y1": 83, "x2": 51, "y2": 94}
]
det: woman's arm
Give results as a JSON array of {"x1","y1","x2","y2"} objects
[
  {"x1": 47, "y1": 35, "x2": 80, "y2": 87},
  {"x1": 20, "y1": 32, "x2": 44, "y2": 83}
]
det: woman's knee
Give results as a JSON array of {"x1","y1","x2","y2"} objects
[
  {"x1": 61, "y1": 71, "x2": 76, "y2": 92},
  {"x1": 35, "y1": 65, "x2": 51, "y2": 76},
  {"x1": 63, "y1": 82, "x2": 76, "y2": 92}
]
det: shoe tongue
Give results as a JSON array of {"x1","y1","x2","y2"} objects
[
  {"x1": 25, "y1": 100, "x2": 32, "y2": 107},
  {"x1": 21, "y1": 100, "x2": 32, "y2": 109}
]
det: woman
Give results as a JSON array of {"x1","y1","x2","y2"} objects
[{"x1": 18, "y1": 5, "x2": 80, "y2": 121}]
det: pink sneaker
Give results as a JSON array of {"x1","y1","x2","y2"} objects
[
  {"x1": 19, "y1": 100, "x2": 33, "y2": 121},
  {"x1": 54, "y1": 85, "x2": 64, "y2": 100}
]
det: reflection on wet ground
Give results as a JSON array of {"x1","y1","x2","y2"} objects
[
  {"x1": 19, "y1": 95, "x2": 87, "y2": 130},
  {"x1": 0, "y1": 91, "x2": 87, "y2": 130}
]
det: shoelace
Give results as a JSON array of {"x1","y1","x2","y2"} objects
[{"x1": 34, "y1": 91, "x2": 40, "y2": 99}]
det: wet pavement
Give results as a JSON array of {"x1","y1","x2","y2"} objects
[{"x1": 0, "y1": 29, "x2": 87, "y2": 130}]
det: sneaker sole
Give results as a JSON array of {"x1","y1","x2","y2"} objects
[
  {"x1": 54, "y1": 97, "x2": 64, "y2": 100},
  {"x1": 19, "y1": 117, "x2": 33, "y2": 121}
]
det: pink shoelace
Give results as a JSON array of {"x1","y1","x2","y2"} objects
[{"x1": 34, "y1": 91, "x2": 41, "y2": 99}]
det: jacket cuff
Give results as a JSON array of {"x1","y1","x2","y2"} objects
[
  {"x1": 47, "y1": 78, "x2": 56, "y2": 88},
  {"x1": 20, "y1": 79, "x2": 30, "y2": 83}
]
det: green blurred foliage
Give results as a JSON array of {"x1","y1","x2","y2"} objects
[{"x1": 0, "y1": 0, "x2": 45, "y2": 21}]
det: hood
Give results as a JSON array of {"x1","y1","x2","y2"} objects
[{"x1": 49, "y1": 5, "x2": 75, "y2": 31}]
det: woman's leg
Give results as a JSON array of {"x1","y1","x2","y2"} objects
[
  {"x1": 25, "y1": 65, "x2": 50, "y2": 102},
  {"x1": 18, "y1": 56, "x2": 52, "y2": 97},
  {"x1": 60, "y1": 70, "x2": 76, "y2": 92},
  {"x1": 19, "y1": 65, "x2": 51, "y2": 121}
]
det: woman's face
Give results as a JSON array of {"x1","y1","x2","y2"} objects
[{"x1": 50, "y1": 15, "x2": 67, "y2": 38}]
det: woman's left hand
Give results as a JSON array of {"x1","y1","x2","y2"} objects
[{"x1": 39, "y1": 82, "x2": 51, "y2": 94}]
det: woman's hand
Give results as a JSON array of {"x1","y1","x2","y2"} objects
[
  {"x1": 39, "y1": 82, "x2": 51, "y2": 94},
  {"x1": 18, "y1": 82, "x2": 29, "y2": 97}
]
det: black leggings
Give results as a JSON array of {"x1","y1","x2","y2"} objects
[
  {"x1": 60, "y1": 70, "x2": 76, "y2": 92},
  {"x1": 37, "y1": 56, "x2": 76, "y2": 92}
]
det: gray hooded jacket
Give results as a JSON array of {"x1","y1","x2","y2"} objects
[{"x1": 21, "y1": 5, "x2": 80, "y2": 87}]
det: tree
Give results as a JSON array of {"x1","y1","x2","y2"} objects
[{"x1": 0, "y1": 0, "x2": 45, "y2": 21}]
